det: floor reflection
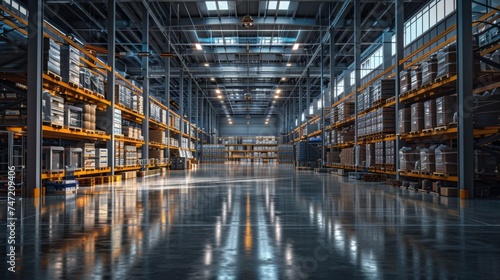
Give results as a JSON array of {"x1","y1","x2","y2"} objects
[{"x1": 1, "y1": 165, "x2": 500, "y2": 279}]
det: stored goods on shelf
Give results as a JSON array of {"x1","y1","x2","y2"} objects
[
  {"x1": 373, "y1": 78, "x2": 395, "y2": 101},
  {"x1": 436, "y1": 95, "x2": 456, "y2": 127},
  {"x1": 411, "y1": 67, "x2": 422, "y2": 91},
  {"x1": 64, "y1": 104, "x2": 83, "y2": 129},
  {"x1": 399, "y1": 146, "x2": 419, "y2": 171},
  {"x1": 43, "y1": 38, "x2": 61, "y2": 76},
  {"x1": 398, "y1": 108, "x2": 411, "y2": 133},
  {"x1": 436, "y1": 45, "x2": 457, "y2": 79},
  {"x1": 65, "y1": 147, "x2": 83, "y2": 170},
  {"x1": 42, "y1": 92, "x2": 64, "y2": 126},
  {"x1": 60, "y1": 44, "x2": 81, "y2": 85},
  {"x1": 473, "y1": 90, "x2": 500, "y2": 127},
  {"x1": 42, "y1": 146, "x2": 64, "y2": 171},
  {"x1": 420, "y1": 147, "x2": 436, "y2": 173},
  {"x1": 434, "y1": 145, "x2": 457, "y2": 175},
  {"x1": 423, "y1": 99, "x2": 436, "y2": 129},
  {"x1": 337, "y1": 102, "x2": 354, "y2": 122},
  {"x1": 421, "y1": 55, "x2": 438, "y2": 86},
  {"x1": 400, "y1": 70, "x2": 411, "y2": 95},
  {"x1": 410, "y1": 102, "x2": 424, "y2": 132},
  {"x1": 375, "y1": 141, "x2": 385, "y2": 165},
  {"x1": 365, "y1": 144, "x2": 375, "y2": 167},
  {"x1": 326, "y1": 151, "x2": 340, "y2": 164}
]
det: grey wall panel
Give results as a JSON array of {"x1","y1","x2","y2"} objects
[{"x1": 218, "y1": 116, "x2": 278, "y2": 137}]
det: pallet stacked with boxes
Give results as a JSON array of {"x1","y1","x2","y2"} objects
[
  {"x1": 43, "y1": 38, "x2": 61, "y2": 76},
  {"x1": 42, "y1": 91, "x2": 64, "y2": 127},
  {"x1": 60, "y1": 44, "x2": 81, "y2": 86},
  {"x1": 115, "y1": 140, "x2": 124, "y2": 167},
  {"x1": 96, "y1": 148, "x2": 108, "y2": 169},
  {"x1": 201, "y1": 145, "x2": 225, "y2": 163},
  {"x1": 0, "y1": 89, "x2": 26, "y2": 125},
  {"x1": 83, "y1": 143, "x2": 96, "y2": 170},
  {"x1": 278, "y1": 145, "x2": 295, "y2": 164}
]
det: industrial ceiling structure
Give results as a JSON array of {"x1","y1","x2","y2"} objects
[{"x1": 11, "y1": 0, "x2": 427, "y2": 119}]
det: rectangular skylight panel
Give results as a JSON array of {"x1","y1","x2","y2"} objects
[
  {"x1": 268, "y1": 1, "x2": 278, "y2": 10},
  {"x1": 218, "y1": 1, "x2": 228, "y2": 10},
  {"x1": 279, "y1": 1, "x2": 290, "y2": 10},
  {"x1": 206, "y1": 1, "x2": 217, "y2": 10}
]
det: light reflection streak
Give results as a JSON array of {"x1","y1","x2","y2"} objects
[
  {"x1": 257, "y1": 198, "x2": 278, "y2": 280},
  {"x1": 217, "y1": 191, "x2": 241, "y2": 280}
]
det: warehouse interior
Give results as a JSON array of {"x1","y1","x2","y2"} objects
[{"x1": 2, "y1": 0, "x2": 500, "y2": 278}]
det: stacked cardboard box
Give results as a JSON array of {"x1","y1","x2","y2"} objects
[
  {"x1": 399, "y1": 70, "x2": 411, "y2": 95},
  {"x1": 337, "y1": 102, "x2": 354, "y2": 122},
  {"x1": 398, "y1": 108, "x2": 411, "y2": 133},
  {"x1": 410, "y1": 102, "x2": 424, "y2": 132},
  {"x1": 96, "y1": 148, "x2": 108, "y2": 168},
  {"x1": 365, "y1": 144, "x2": 375, "y2": 167},
  {"x1": 150, "y1": 130, "x2": 166, "y2": 144},
  {"x1": 436, "y1": 95, "x2": 456, "y2": 127},
  {"x1": 83, "y1": 143, "x2": 95, "y2": 169},
  {"x1": 60, "y1": 44, "x2": 80, "y2": 85},
  {"x1": 373, "y1": 78, "x2": 395, "y2": 101},
  {"x1": 436, "y1": 45, "x2": 457, "y2": 79},
  {"x1": 385, "y1": 140, "x2": 395, "y2": 165},
  {"x1": 435, "y1": 145, "x2": 457, "y2": 175},
  {"x1": 115, "y1": 140, "x2": 124, "y2": 167},
  {"x1": 149, "y1": 149, "x2": 164, "y2": 162},
  {"x1": 424, "y1": 99, "x2": 436, "y2": 129},
  {"x1": 420, "y1": 148, "x2": 436, "y2": 173},
  {"x1": 64, "y1": 104, "x2": 83, "y2": 129},
  {"x1": 340, "y1": 147, "x2": 355, "y2": 166},
  {"x1": 75, "y1": 103, "x2": 96, "y2": 130},
  {"x1": 355, "y1": 145, "x2": 366, "y2": 167},
  {"x1": 125, "y1": 145, "x2": 138, "y2": 166},
  {"x1": 326, "y1": 151, "x2": 341, "y2": 164},
  {"x1": 43, "y1": 38, "x2": 61, "y2": 76},
  {"x1": 399, "y1": 147, "x2": 419, "y2": 171},
  {"x1": 42, "y1": 92, "x2": 64, "y2": 126},
  {"x1": 421, "y1": 55, "x2": 438, "y2": 86},
  {"x1": 375, "y1": 142, "x2": 385, "y2": 165},
  {"x1": 411, "y1": 67, "x2": 422, "y2": 91}
]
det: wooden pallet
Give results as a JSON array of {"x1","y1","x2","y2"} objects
[
  {"x1": 77, "y1": 177, "x2": 95, "y2": 187},
  {"x1": 47, "y1": 71, "x2": 62, "y2": 81},
  {"x1": 420, "y1": 171, "x2": 433, "y2": 175},
  {"x1": 411, "y1": 170, "x2": 421, "y2": 174},
  {"x1": 434, "y1": 125, "x2": 448, "y2": 131},
  {"x1": 49, "y1": 123, "x2": 63, "y2": 129},
  {"x1": 409, "y1": 130, "x2": 421, "y2": 135},
  {"x1": 433, "y1": 172, "x2": 457, "y2": 177},
  {"x1": 69, "y1": 127, "x2": 83, "y2": 132},
  {"x1": 68, "y1": 81, "x2": 80, "y2": 88},
  {"x1": 422, "y1": 128, "x2": 434, "y2": 133},
  {"x1": 434, "y1": 73, "x2": 453, "y2": 83},
  {"x1": 373, "y1": 99, "x2": 386, "y2": 107},
  {"x1": 386, "y1": 96, "x2": 396, "y2": 104},
  {"x1": 448, "y1": 122, "x2": 457, "y2": 128}
]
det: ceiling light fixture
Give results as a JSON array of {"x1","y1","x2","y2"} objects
[
  {"x1": 210, "y1": 77, "x2": 215, "y2": 81},
  {"x1": 286, "y1": 63, "x2": 292, "y2": 67},
  {"x1": 195, "y1": 43, "x2": 203, "y2": 50},
  {"x1": 204, "y1": 63, "x2": 209, "y2": 67},
  {"x1": 241, "y1": 15, "x2": 255, "y2": 29},
  {"x1": 216, "y1": 89, "x2": 221, "y2": 94},
  {"x1": 281, "y1": 77, "x2": 286, "y2": 81},
  {"x1": 292, "y1": 43, "x2": 300, "y2": 50},
  {"x1": 276, "y1": 89, "x2": 281, "y2": 94},
  {"x1": 217, "y1": 95, "x2": 223, "y2": 98}
]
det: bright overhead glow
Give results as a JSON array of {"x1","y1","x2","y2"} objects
[
  {"x1": 229, "y1": 121, "x2": 233, "y2": 124},
  {"x1": 269, "y1": 1, "x2": 290, "y2": 10},
  {"x1": 274, "y1": 95, "x2": 279, "y2": 99},
  {"x1": 218, "y1": 1, "x2": 228, "y2": 10},
  {"x1": 206, "y1": 1, "x2": 217, "y2": 10},
  {"x1": 265, "y1": 121, "x2": 269, "y2": 125},
  {"x1": 276, "y1": 89, "x2": 281, "y2": 94},
  {"x1": 204, "y1": 63, "x2": 209, "y2": 67},
  {"x1": 217, "y1": 95, "x2": 223, "y2": 98},
  {"x1": 195, "y1": 43, "x2": 202, "y2": 50},
  {"x1": 216, "y1": 89, "x2": 221, "y2": 94},
  {"x1": 210, "y1": 77, "x2": 215, "y2": 81},
  {"x1": 281, "y1": 77, "x2": 286, "y2": 81},
  {"x1": 292, "y1": 43, "x2": 300, "y2": 50},
  {"x1": 286, "y1": 63, "x2": 292, "y2": 67}
]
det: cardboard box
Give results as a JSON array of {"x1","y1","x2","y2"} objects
[{"x1": 440, "y1": 187, "x2": 458, "y2": 197}]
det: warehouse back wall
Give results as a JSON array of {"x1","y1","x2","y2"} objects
[{"x1": 218, "y1": 116, "x2": 278, "y2": 137}]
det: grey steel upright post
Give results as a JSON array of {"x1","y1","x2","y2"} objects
[
  {"x1": 27, "y1": 0, "x2": 43, "y2": 197},
  {"x1": 320, "y1": 17, "x2": 326, "y2": 168},
  {"x1": 107, "y1": 0, "x2": 116, "y2": 176},
  {"x1": 141, "y1": 7, "x2": 150, "y2": 168},
  {"x1": 457, "y1": 0, "x2": 474, "y2": 198},
  {"x1": 165, "y1": 32, "x2": 171, "y2": 162},
  {"x1": 354, "y1": 0, "x2": 360, "y2": 174},
  {"x1": 395, "y1": 0, "x2": 404, "y2": 180},
  {"x1": 179, "y1": 70, "x2": 184, "y2": 147},
  {"x1": 188, "y1": 78, "x2": 192, "y2": 154}
]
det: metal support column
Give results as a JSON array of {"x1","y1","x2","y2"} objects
[
  {"x1": 354, "y1": 0, "x2": 360, "y2": 171},
  {"x1": 141, "y1": 6, "x2": 150, "y2": 166},
  {"x1": 164, "y1": 32, "x2": 171, "y2": 161},
  {"x1": 201, "y1": 97, "x2": 204, "y2": 144},
  {"x1": 320, "y1": 17, "x2": 326, "y2": 168},
  {"x1": 457, "y1": 0, "x2": 474, "y2": 198},
  {"x1": 306, "y1": 69, "x2": 311, "y2": 118},
  {"x1": 188, "y1": 78, "x2": 192, "y2": 152},
  {"x1": 26, "y1": 0, "x2": 43, "y2": 197},
  {"x1": 395, "y1": 0, "x2": 404, "y2": 180},
  {"x1": 179, "y1": 70, "x2": 184, "y2": 146},
  {"x1": 330, "y1": 29, "x2": 337, "y2": 104},
  {"x1": 382, "y1": 31, "x2": 394, "y2": 70},
  {"x1": 299, "y1": 79, "x2": 303, "y2": 127},
  {"x1": 195, "y1": 88, "x2": 199, "y2": 157},
  {"x1": 106, "y1": 0, "x2": 116, "y2": 176}
]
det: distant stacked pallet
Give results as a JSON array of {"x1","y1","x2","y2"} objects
[
  {"x1": 65, "y1": 147, "x2": 83, "y2": 170},
  {"x1": 202, "y1": 144, "x2": 225, "y2": 163},
  {"x1": 296, "y1": 140, "x2": 320, "y2": 162},
  {"x1": 122, "y1": 120, "x2": 142, "y2": 139},
  {"x1": 96, "y1": 148, "x2": 108, "y2": 169},
  {"x1": 43, "y1": 38, "x2": 61, "y2": 76},
  {"x1": 358, "y1": 107, "x2": 395, "y2": 137},
  {"x1": 83, "y1": 143, "x2": 95, "y2": 169},
  {"x1": 115, "y1": 140, "x2": 124, "y2": 167},
  {"x1": 0, "y1": 90, "x2": 26, "y2": 125},
  {"x1": 116, "y1": 84, "x2": 144, "y2": 114},
  {"x1": 375, "y1": 142, "x2": 385, "y2": 165},
  {"x1": 372, "y1": 78, "x2": 395, "y2": 101},
  {"x1": 337, "y1": 102, "x2": 354, "y2": 122},
  {"x1": 74, "y1": 103, "x2": 96, "y2": 131},
  {"x1": 60, "y1": 44, "x2": 81, "y2": 85},
  {"x1": 42, "y1": 92, "x2": 64, "y2": 127}
]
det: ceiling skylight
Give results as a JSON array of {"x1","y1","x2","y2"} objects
[
  {"x1": 206, "y1": 1, "x2": 228, "y2": 11},
  {"x1": 268, "y1": 1, "x2": 290, "y2": 10}
]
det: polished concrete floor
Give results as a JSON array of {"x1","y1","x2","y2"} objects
[{"x1": 1, "y1": 164, "x2": 500, "y2": 279}]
